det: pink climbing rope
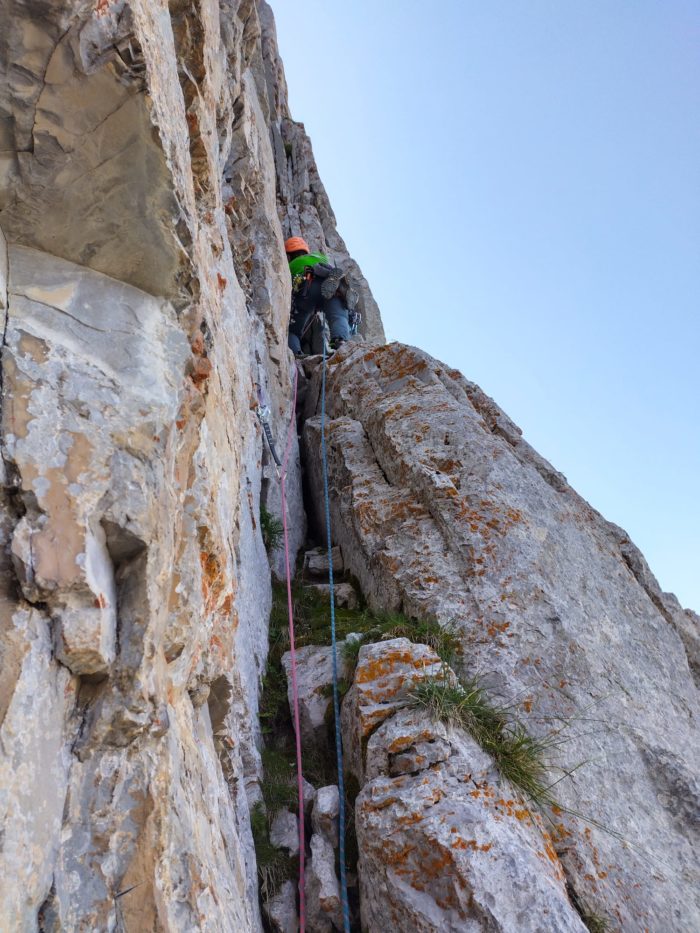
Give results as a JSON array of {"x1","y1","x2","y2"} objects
[{"x1": 279, "y1": 363, "x2": 306, "y2": 929}]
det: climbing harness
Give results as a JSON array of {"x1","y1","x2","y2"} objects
[
  {"x1": 278, "y1": 365, "x2": 307, "y2": 929},
  {"x1": 291, "y1": 256, "x2": 360, "y2": 356},
  {"x1": 255, "y1": 385, "x2": 282, "y2": 473},
  {"x1": 320, "y1": 342, "x2": 352, "y2": 933}
]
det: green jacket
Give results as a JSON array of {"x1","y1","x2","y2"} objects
[{"x1": 288, "y1": 252, "x2": 329, "y2": 290}]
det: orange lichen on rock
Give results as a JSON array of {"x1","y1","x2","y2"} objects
[
  {"x1": 355, "y1": 648, "x2": 436, "y2": 685},
  {"x1": 197, "y1": 526, "x2": 233, "y2": 621},
  {"x1": 191, "y1": 356, "x2": 212, "y2": 388},
  {"x1": 452, "y1": 838, "x2": 493, "y2": 853},
  {"x1": 388, "y1": 729, "x2": 435, "y2": 754}
]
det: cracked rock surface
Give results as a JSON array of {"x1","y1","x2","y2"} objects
[
  {"x1": 305, "y1": 342, "x2": 700, "y2": 931},
  {"x1": 0, "y1": 1, "x2": 381, "y2": 929},
  {"x1": 1, "y1": 0, "x2": 697, "y2": 930},
  {"x1": 344, "y1": 642, "x2": 585, "y2": 932}
]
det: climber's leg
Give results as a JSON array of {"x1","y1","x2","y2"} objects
[
  {"x1": 324, "y1": 297, "x2": 350, "y2": 346},
  {"x1": 288, "y1": 306, "x2": 311, "y2": 354}
]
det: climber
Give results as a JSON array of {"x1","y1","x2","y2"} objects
[{"x1": 284, "y1": 236, "x2": 350, "y2": 356}]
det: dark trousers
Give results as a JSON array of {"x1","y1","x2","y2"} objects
[{"x1": 288, "y1": 279, "x2": 350, "y2": 354}]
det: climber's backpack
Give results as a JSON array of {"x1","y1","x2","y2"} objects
[
  {"x1": 293, "y1": 261, "x2": 360, "y2": 312},
  {"x1": 311, "y1": 262, "x2": 360, "y2": 309}
]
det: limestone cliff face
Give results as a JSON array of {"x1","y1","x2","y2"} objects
[
  {"x1": 0, "y1": 3, "x2": 697, "y2": 933},
  {"x1": 0, "y1": 1, "x2": 378, "y2": 929}
]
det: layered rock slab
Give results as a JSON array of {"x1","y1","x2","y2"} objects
[
  {"x1": 0, "y1": 242, "x2": 264, "y2": 930},
  {"x1": 305, "y1": 342, "x2": 700, "y2": 930},
  {"x1": 0, "y1": 0, "x2": 382, "y2": 929},
  {"x1": 0, "y1": 1, "x2": 305, "y2": 929},
  {"x1": 345, "y1": 640, "x2": 585, "y2": 932}
]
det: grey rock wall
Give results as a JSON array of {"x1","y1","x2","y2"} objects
[
  {"x1": 304, "y1": 342, "x2": 700, "y2": 931},
  {"x1": 2, "y1": 0, "x2": 695, "y2": 930},
  {"x1": 0, "y1": 0, "x2": 368, "y2": 928}
]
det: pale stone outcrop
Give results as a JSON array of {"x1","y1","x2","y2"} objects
[
  {"x1": 342, "y1": 643, "x2": 586, "y2": 931},
  {"x1": 347, "y1": 653, "x2": 585, "y2": 932},
  {"x1": 305, "y1": 832, "x2": 343, "y2": 933},
  {"x1": 281, "y1": 639, "x2": 353, "y2": 749},
  {"x1": 304, "y1": 342, "x2": 700, "y2": 930},
  {"x1": 341, "y1": 638, "x2": 447, "y2": 784},
  {"x1": 312, "y1": 784, "x2": 340, "y2": 849},
  {"x1": 264, "y1": 880, "x2": 298, "y2": 933},
  {"x1": 306, "y1": 581, "x2": 359, "y2": 609},
  {"x1": 269, "y1": 808, "x2": 299, "y2": 856},
  {"x1": 303, "y1": 544, "x2": 344, "y2": 576}
]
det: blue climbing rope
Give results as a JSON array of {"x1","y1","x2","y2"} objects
[{"x1": 320, "y1": 341, "x2": 351, "y2": 933}]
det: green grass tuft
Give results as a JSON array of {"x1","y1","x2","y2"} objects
[
  {"x1": 269, "y1": 581, "x2": 460, "y2": 662},
  {"x1": 341, "y1": 635, "x2": 363, "y2": 668},
  {"x1": 260, "y1": 505, "x2": 284, "y2": 552},
  {"x1": 489, "y1": 724, "x2": 555, "y2": 808},
  {"x1": 411, "y1": 669, "x2": 557, "y2": 807},
  {"x1": 579, "y1": 907, "x2": 611, "y2": 932},
  {"x1": 250, "y1": 802, "x2": 296, "y2": 900},
  {"x1": 260, "y1": 748, "x2": 298, "y2": 812},
  {"x1": 373, "y1": 615, "x2": 461, "y2": 666}
]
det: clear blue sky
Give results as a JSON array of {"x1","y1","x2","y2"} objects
[{"x1": 273, "y1": 1, "x2": 699, "y2": 611}]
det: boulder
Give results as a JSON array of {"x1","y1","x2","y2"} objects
[
  {"x1": 311, "y1": 785, "x2": 340, "y2": 850},
  {"x1": 357, "y1": 718, "x2": 586, "y2": 933},
  {"x1": 264, "y1": 880, "x2": 298, "y2": 933},
  {"x1": 306, "y1": 582, "x2": 359, "y2": 610},
  {"x1": 270, "y1": 809, "x2": 299, "y2": 857},
  {"x1": 281, "y1": 641, "x2": 352, "y2": 750},
  {"x1": 303, "y1": 546, "x2": 344, "y2": 577},
  {"x1": 340, "y1": 637, "x2": 448, "y2": 783},
  {"x1": 305, "y1": 833, "x2": 343, "y2": 932},
  {"x1": 364, "y1": 707, "x2": 452, "y2": 782},
  {"x1": 302, "y1": 776, "x2": 317, "y2": 815},
  {"x1": 342, "y1": 643, "x2": 585, "y2": 932}
]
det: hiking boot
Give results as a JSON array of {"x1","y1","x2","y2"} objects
[
  {"x1": 320, "y1": 267, "x2": 344, "y2": 300},
  {"x1": 329, "y1": 337, "x2": 346, "y2": 351}
]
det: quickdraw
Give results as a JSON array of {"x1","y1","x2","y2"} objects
[{"x1": 255, "y1": 385, "x2": 282, "y2": 472}]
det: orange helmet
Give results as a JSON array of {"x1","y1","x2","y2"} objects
[{"x1": 284, "y1": 236, "x2": 309, "y2": 254}]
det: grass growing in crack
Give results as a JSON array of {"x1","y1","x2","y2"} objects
[
  {"x1": 489, "y1": 724, "x2": 556, "y2": 808},
  {"x1": 580, "y1": 912, "x2": 611, "y2": 933},
  {"x1": 250, "y1": 801, "x2": 296, "y2": 901},
  {"x1": 411, "y1": 669, "x2": 558, "y2": 808},
  {"x1": 411, "y1": 674, "x2": 508, "y2": 742},
  {"x1": 338, "y1": 611, "x2": 461, "y2": 679},
  {"x1": 260, "y1": 748, "x2": 298, "y2": 812},
  {"x1": 374, "y1": 615, "x2": 461, "y2": 666},
  {"x1": 260, "y1": 505, "x2": 284, "y2": 552},
  {"x1": 567, "y1": 886, "x2": 611, "y2": 933},
  {"x1": 258, "y1": 581, "x2": 465, "y2": 899},
  {"x1": 270, "y1": 581, "x2": 459, "y2": 662},
  {"x1": 341, "y1": 635, "x2": 363, "y2": 668}
]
